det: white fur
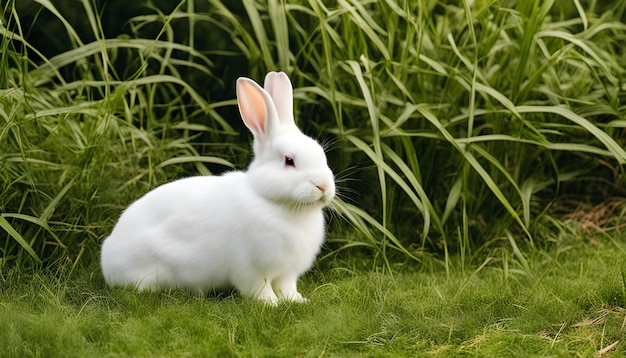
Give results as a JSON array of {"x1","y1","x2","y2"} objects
[{"x1": 100, "y1": 72, "x2": 335, "y2": 304}]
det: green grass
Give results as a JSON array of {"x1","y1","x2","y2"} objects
[
  {"x1": 1, "y1": 234, "x2": 625, "y2": 357},
  {"x1": 2, "y1": 0, "x2": 626, "y2": 266},
  {"x1": 1, "y1": 1, "x2": 626, "y2": 355}
]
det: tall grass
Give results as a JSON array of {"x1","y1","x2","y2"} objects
[
  {"x1": 1, "y1": 0, "x2": 625, "y2": 268},
  {"x1": 0, "y1": 0, "x2": 237, "y2": 266}
]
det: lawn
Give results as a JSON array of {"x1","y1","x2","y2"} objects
[
  {"x1": 2, "y1": 233, "x2": 624, "y2": 357},
  {"x1": 2, "y1": 1, "x2": 626, "y2": 356}
]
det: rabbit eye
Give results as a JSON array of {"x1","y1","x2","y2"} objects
[{"x1": 284, "y1": 155, "x2": 296, "y2": 168}]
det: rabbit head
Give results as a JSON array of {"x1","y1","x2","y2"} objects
[{"x1": 236, "y1": 72, "x2": 335, "y2": 209}]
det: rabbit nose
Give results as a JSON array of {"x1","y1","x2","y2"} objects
[{"x1": 315, "y1": 184, "x2": 327, "y2": 192}]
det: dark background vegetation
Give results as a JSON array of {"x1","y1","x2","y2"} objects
[{"x1": 2, "y1": 0, "x2": 626, "y2": 268}]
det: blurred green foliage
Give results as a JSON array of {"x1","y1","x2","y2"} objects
[{"x1": 1, "y1": 0, "x2": 625, "y2": 267}]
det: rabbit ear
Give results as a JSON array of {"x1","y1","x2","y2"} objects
[
  {"x1": 236, "y1": 77, "x2": 280, "y2": 142},
  {"x1": 263, "y1": 72, "x2": 295, "y2": 127}
]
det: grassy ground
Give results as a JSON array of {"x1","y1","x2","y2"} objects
[
  {"x1": 2, "y1": 1, "x2": 626, "y2": 356},
  {"x1": 2, "y1": 233, "x2": 624, "y2": 357}
]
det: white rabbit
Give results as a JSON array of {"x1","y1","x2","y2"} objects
[{"x1": 100, "y1": 72, "x2": 335, "y2": 304}]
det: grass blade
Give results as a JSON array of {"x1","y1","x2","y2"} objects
[{"x1": 0, "y1": 215, "x2": 42, "y2": 263}]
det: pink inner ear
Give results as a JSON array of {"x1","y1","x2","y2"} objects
[{"x1": 237, "y1": 80, "x2": 267, "y2": 135}]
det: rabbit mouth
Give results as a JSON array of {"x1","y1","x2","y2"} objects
[
  {"x1": 313, "y1": 183, "x2": 335, "y2": 206},
  {"x1": 263, "y1": 179, "x2": 335, "y2": 207},
  {"x1": 291, "y1": 187, "x2": 333, "y2": 207}
]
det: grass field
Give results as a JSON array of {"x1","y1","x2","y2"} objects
[
  {"x1": 2, "y1": 233, "x2": 625, "y2": 357},
  {"x1": 2, "y1": 1, "x2": 626, "y2": 356}
]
